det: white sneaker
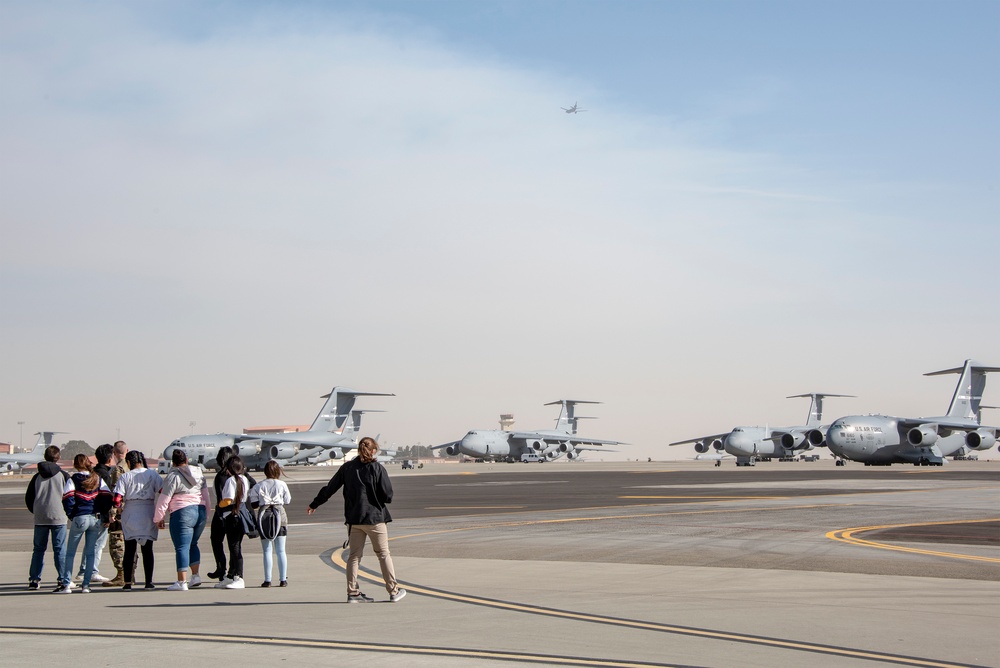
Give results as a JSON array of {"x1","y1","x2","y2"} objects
[
  {"x1": 89, "y1": 573, "x2": 109, "y2": 583},
  {"x1": 166, "y1": 581, "x2": 188, "y2": 591},
  {"x1": 224, "y1": 577, "x2": 245, "y2": 589},
  {"x1": 190, "y1": 574, "x2": 202, "y2": 587},
  {"x1": 215, "y1": 577, "x2": 234, "y2": 589}
]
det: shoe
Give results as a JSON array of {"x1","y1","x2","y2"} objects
[
  {"x1": 279, "y1": 580, "x2": 288, "y2": 587},
  {"x1": 66, "y1": 580, "x2": 76, "y2": 590},
  {"x1": 347, "y1": 592, "x2": 374, "y2": 603},
  {"x1": 90, "y1": 573, "x2": 109, "y2": 583},
  {"x1": 73, "y1": 573, "x2": 83, "y2": 582},
  {"x1": 207, "y1": 569, "x2": 224, "y2": 580},
  {"x1": 122, "y1": 583, "x2": 132, "y2": 591},
  {"x1": 215, "y1": 577, "x2": 234, "y2": 589},
  {"x1": 79, "y1": 587, "x2": 91, "y2": 593},
  {"x1": 190, "y1": 574, "x2": 202, "y2": 587},
  {"x1": 166, "y1": 581, "x2": 188, "y2": 591},
  {"x1": 144, "y1": 583, "x2": 156, "y2": 590},
  {"x1": 104, "y1": 574, "x2": 125, "y2": 587},
  {"x1": 28, "y1": 580, "x2": 39, "y2": 591},
  {"x1": 260, "y1": 581, "x2": 270, "y2": 588},
  {"x1": 224, "y1": 577, "x2": 245, "y2": 589},
  {"x1": 389, "y1": 588, "x2": 407, "y2": 603},
  {"x1": 53, "y1": 584, "x2": 72, "y2": 594}
]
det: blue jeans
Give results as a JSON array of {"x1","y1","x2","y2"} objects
[
  {"x1": 30, "y1": 524, "x2": 69, "y2": 585},
  {"x1": 65, "y1": 514, "x2": 105, "y2": 588},
  {"x1": 169, "y1": 504, "x2": 207, "y2": 572},
  {"x1": 261, "y1": 535, "x2": 287, "y2": 582}
]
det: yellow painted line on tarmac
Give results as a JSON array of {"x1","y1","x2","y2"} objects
[
  {"x1": 827, "y1": 518, "x2": 1000, "y2": 563},
  {"x1": 0, "y1": 626, "x2": 683, "y2": 668},
  {"x1": 329, "y1": 548, "x2": 973, "y2": 668},
  {"x1": 620, "y1": 495, "x2": 790, "y2": 501},
  {"x1": 426, "y1": 506, "x2": 526, "y2": 510}
]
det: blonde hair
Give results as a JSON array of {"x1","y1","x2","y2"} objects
[{"x1": 358, "y1": 437, "x2": 379, "y2": 463}]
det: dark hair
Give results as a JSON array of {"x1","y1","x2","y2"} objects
[
  {"x1": 171, "y1": 449, "x2": 188, "y2": 467},
  {"x1": 226, "y1": 456, "x2": 246, "y2": 512},
  {"x1": 95, "y1": 443, "x2": 113, "y2": 466},
  {"x1": 44, "y1": 445, "x2": 60, "y2": 463},
  {"x1": 358, "y1": 437, "x2": 379, "y2": 463},
  {"x1": 73, "y1": 454, "x2": 99, "y2": 492},
  {"x1": 264, "y1": 460, "x2": 282, "y2": 480},
  {"x1": 216, "y1": 446, "x2": 234, "y2": 470},
  {"x1": 125, "y1": 450, "x2": 147, "y2": 469}
]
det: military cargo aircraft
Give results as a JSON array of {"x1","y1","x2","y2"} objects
[
  {"x1": 826, "y1": 359, "x2": 999, "y2": 466},
  {"x1": 669, "y1": 393, "x2": 853, "y2": 466},
  {"x1": 435, "y1": 399, "x2": 622, "y2": 462},
  {"x1": 0, "y1": 431, "x2": 64, "y2": 473},
  {"x1": 163, "y1": 386, "x2": 393, "y2": 470},
  {"x1": 561, "y1": 102, "x2": 586, "y2": 113}
]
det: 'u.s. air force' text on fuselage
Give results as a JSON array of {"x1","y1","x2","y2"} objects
[{"x1": 163, "y1": 387, "x2": 393, "y2": 470}]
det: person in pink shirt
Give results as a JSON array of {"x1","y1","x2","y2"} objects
[{"x1": 153, "y1": 449, "x2": 210, "y2": 591}]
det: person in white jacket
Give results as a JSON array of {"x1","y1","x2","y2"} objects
[{"x1": 250, "y1": 460, "x2": 292, "y2": 588}]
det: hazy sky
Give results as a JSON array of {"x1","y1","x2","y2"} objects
[{"x1": 2, "y1": 1, "x2": 997, "y2": 460}]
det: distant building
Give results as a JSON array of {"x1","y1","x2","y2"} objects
[
  {"x1": 0, "y1": 443, "x2": 10, "y2": 455},
  {"x1": 243, "y1": 425, "x2": 311, "y2": 435}
]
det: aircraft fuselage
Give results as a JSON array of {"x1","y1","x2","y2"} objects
[{"x1": 826, "y1": 415, "x2": 974, "y2": 465}]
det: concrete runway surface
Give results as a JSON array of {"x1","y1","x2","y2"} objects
[{"x1": 0, "y1": 460, "x2": 997, "y2": 667}]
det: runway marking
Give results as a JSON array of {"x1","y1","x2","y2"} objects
[
  {"x1": 426, "y1": 506, "x2": 526, "y2": 510},
  {"x1": 0, "y1": 626, "x2": 696, "y2": 668},
  {"x1": 827, "y1": 519, "x2": 1000, "y2": 563},
  {"x1": 327, "y1": 549, "x2": 979, "y2": 668},
  {"x1": 619, "y1": 495, "x2": 790, "y2": 501}
]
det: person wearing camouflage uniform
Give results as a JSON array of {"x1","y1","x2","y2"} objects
[{"x1": 103, "y1": 441, "x2": 130, "y2": 587}]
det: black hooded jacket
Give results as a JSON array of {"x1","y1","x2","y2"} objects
[{"x1": 309, "y1": 457, "x2": 393, "y2": 525}]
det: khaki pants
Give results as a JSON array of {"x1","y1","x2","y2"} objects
[{"x1": 346, "y1": 523, "x2": 399, "y2": 596}]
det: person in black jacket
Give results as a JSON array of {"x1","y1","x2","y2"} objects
[
  {"x1": 207, "y1": 447, "x2": 257, "y2": 581},
  {"x1": 308, "y1": 437, "x2": 405, "y2": 603}
]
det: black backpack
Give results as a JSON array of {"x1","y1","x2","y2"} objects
[{"x1": 258, "y1": 505, "x2": 280, "y2": 541}]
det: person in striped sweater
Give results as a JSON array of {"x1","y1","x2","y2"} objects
[{"x1": 62, "y1": 454, "x2": 112, "y2": 593}]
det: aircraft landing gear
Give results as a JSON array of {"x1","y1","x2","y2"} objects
[{"x1": 835, "y1": 459, "x2": 845, "y2": 466}]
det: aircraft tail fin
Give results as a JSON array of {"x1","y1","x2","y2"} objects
[
  {"x1": 29, "y1": 431, "x2": 66, "y2": 455},
  {"x1": 925, "y1": 360, "x2": 1000, "y2": 420},
  {"x1": 786, "y1": 394, "x2": 854, "y2": 426},
  {"x1": 310, "y1": 387, "x2": 394, "y2": 434},
  {"x1": 544, "y1": 399, "x2": 601, "y2": 434}
]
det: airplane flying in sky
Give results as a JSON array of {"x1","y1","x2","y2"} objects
[
  {"x1": 826, "y1": 359, "x2": 999, "y2": 466},
  {"x1": 435, "y1": 400, "x2": 622, "y2": 462},
  {"x1": 561, "y1": 102, "x2": 586, "y2": 113},
  {"x1": 163, "y1": 386, "x2": 393, "y2": 470},
  {"x1": 0, "y1": 431, "x2": 64, "y2": 473},
  {"x1": 669, "y1": 393, "x2": 853, "y2": 466}
]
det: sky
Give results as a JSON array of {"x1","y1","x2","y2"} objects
[{"x1": 1, "y1": 0, "x2": 998, "y2": 460}]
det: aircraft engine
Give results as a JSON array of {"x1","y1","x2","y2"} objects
[
  {"x1": 807, "y1": 429, "x2": 826, "y2": 447},
  {"x1": 966, "y1": 429, "x2": 997, "y2": 451},
  {"x1": 694, "y1": 441, "x2": 710, "y2": 454},
  {"x1": 331, "y1": 448, "x2": 346, "y2": 460},
  {"x1": 269, "y1": 444, "x2": 300, "y2": 460},
  {"x1": 907, "y1": 425, "x2": 939, "y2": 446},
  {"x1": 780, "y1": 432, "x2": 807, "y2": 450},
  {"x1": 565, "y1": 450, "x2": 578, "y2": 460},
  {"x1": 545, "y1": 449, "x2": 562, "y2": 460},
  {"x1": 2, "y1": 462, "x2": 16, "y2": 472},
  {"x1": 558, "y1": 442, "x2": 571, "y2": 452},
  {"x1": 529, "y1": 440, "x2": 546, "y2": 452},
  {"x1": 712, "y1": 439, "x2": 724, "y2": 451},
  {"x1": 446, "y1": 444, "x2": 461, "y2": 456}
]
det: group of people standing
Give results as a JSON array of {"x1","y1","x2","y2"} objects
[
  {"x1": 25, "y1": 441, "x2": 292, "y2": 593},
  {"x1": 25, "y1": 435, "x2": 406, "y2": 603}
]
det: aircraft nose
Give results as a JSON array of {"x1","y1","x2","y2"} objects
[
  {"x1": 163, "y1": 443, "x2": 177, "y2": 460},
  {"x1": 724, "y1": 433, "x2": 752, "y2": 456},
  {"x1": 460, "y1": 433, "x2": 486, "y2": 456}
]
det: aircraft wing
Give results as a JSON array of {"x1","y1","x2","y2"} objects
[
  {"x1": 230, "y1": 433, "x2": 349, "y2": 448},
  {"x1": 507, "y1": 432, "x2": 624, "y2": 446},
  {"x1": 668, "y1": 433, "x2": 730, "y2": 446},
  {"x1": 895, "y1": 419, "x2": 998, "y2": 435},
  {"x1": 430, "y1": 441, "x2": 460, "y2": 450},
  {"x1": 570, "y1": 446, "x2": 619, "y2": 452}
]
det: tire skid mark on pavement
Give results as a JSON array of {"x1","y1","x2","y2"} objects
[
  {"x1": 826, "y1": 518, "x2": 1000, "y2": 563},
  {"x1": 0, "y1": 626, "x2": 700, "y2": 668}
]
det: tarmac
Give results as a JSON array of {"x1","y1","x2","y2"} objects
[{"x1": 0, "y1": 459, "x2": 998, "y2": 667}]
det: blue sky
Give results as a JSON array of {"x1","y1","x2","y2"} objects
[{"x1": 1, "y1": 1, "x2": 997, "y2": 458}]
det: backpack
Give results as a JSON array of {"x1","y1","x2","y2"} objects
[{"x1": 258, "y1": 505, "x2": 280, "y2": 541}]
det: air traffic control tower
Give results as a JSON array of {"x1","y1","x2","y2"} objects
[{"x1": 499, "y1": 413, "x2": 515, "y2": 431}]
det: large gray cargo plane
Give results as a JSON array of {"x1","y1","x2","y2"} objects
[
  {"x1": 827, "y1": 359, "x2": 999, "y2": 466},
  {"x1": 669, "y1": 394, "x2": 853, "y2": 466},
  {"x1": 435, "y1": 400, "x2": 622, "y2": 462},
  {"x1": 0, "y1": 431, "x2": 65, "y2": 473},
  {"x1": 163, "y1": 387, "x2": 393, "y2": 470}
]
